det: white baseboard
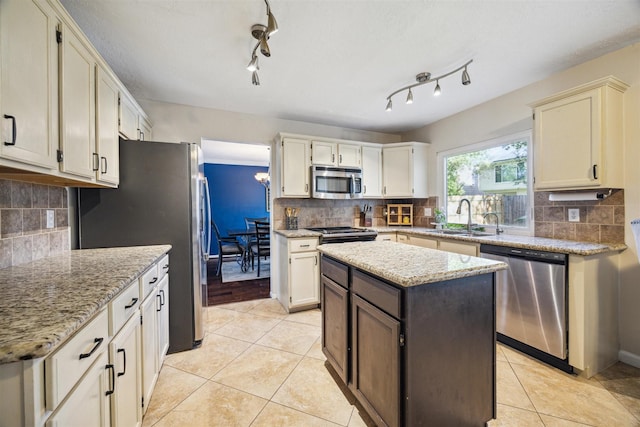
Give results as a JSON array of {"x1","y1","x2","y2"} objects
[{"x1": 618, "y1": 350, "x2": 640, "y2": 368}]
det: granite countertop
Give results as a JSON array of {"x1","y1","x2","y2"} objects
[
  {"x1": 318, "y1": 241, "x2": 507, "y2": 288},
  {"x1": 274, "y1": 229, "x2": 322, "y2": 238},
  {"x1": 368, "y1": 226, "x2": 626, "y2": 256},
  {"x1": 0, "y1": 245, "x2": 171, "y2": 364}
]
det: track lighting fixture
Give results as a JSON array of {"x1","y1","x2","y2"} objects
[
  {"x1": 385, "y1": 60, "x2": 472, "y2": 111},
  {"x1": 247, "y1": 0, "x2": 278, "y2": 85}
]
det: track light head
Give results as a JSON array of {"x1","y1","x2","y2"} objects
[
  {"x1": 462, "y1": 67, "x2": 471, "y2": 85},
  {"x1": 252, "y1": 71, "x2": 260, "y2": 86},
  {"x1": 385, "y1": 99, "x2": 393, "y2": 112},
  {"x1": 434, "y1": 80, "x2": 441, "y2": 96},
  {"x1": 247, "y1": 55, "x2": 259, "y2": 72},
  {"x1": 259, "y1": 36, "x2": 271, "y2": 57},
  {"x1": 406, "y1": 89, "x2": 413, "y2": 104},
  {"x1": 267, "y1": 11, "x2": 278, "y2": 35}
]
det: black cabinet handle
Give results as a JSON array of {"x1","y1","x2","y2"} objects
[
  {"x1": 160, "y1": 289, "x2": 165, "y2": 306},
  {"x1": 163, "y1": 264, "x2": 169, "y2": 271},
  {"x1": 79, "y1": 337, "x2": 103, "y2": 359},
  {"x1": 3, "y1": 114, "x2": 16, "y2": 146},
  {"x1": 117, "y1": 348, "x2": 126, "y2": 377},
  {"x1": 149, "y1": 277, "x2": 158, "y2": 285},
  {"x1": 105, "y1": 364, "x2": 115, "y2": 395},
  {"x1": 92, "y1": 153, "x2": 99, "y2": 171},
  {"x1": 156, "y1": 293, "x2": 162, "y2": 312},
  {"x1": 101, "y1": 156, "x2": 108, "y2": 174},
  {"x1": 593, "y1": 164, "x2": 598, "y2": 180},
  {"x1": 124, "y1": 297, "x2": 138, "y2": 309}
]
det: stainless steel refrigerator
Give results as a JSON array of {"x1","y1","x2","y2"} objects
[{"x1": 77, "y1": 139, "x2": 211, "y2": 353}]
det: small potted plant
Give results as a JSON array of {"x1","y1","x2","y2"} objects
[{"x1": 434, "y1": 208, "x2": 446, "y2": 229}]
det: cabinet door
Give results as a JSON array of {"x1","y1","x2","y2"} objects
[
  {"x1": 96, "y1": 65, "x2": 120, "y2": 185},
  {"x1": 46, "y1": 351, "x2": 111, "y2": 427},
  {"x1": 439, "y1": 239, "x2": 478, "y2": 256},
  {"x1": 322, "y1": 276, "x2": 349, "y2": 383},
  {"x1": 138, "y1": 116, "x2": 152, "y2": 141},
  {"x1": 375, "y1": 232, "x2": 396, "y2": 242},
  {"x1": 156, "y1": 275, "x2": 170, "y2": 364},
  {"x1": 534, "y1": 88, "x2": 601, "y2": 189},
  {"x1": 311, "y1": 140, "x2": 336, "y2": 165},
  {"x1": 351, "y1": 295, "x2": 401, "y2": 427},
  {"x1": 110, "y1": 314, "x2": 142, "y2": 427},
  {"x1": 361, "y1": 146, "x2": 382, "y2": 197},
  {"x1": 289, "y1": 251, "x2": 320, "y2": 307},
  {"x1": 398, "y1": 234, "x2": 438, "y2": 249},
  {"x1": 383, "y1": 145, "x2": 413, "y2": 197},
  {"x1": 119, "y1": 92, "x2": 138, "y2": 140},
  {"x1": 338, "y1": 143, "x2": 361, "y2": 167},
  {"x1": 281, "y1": 138, "x2": 310, "y2": 197},
  {"x1": 0, "y1": 0, "x2": 58, "y2": 169},
  {"x1": 140, "y1": 294, "x2": 158, "y2": 414},
  {"x1": 59, "y1": 24, "x2": 95, "y2": 179}
]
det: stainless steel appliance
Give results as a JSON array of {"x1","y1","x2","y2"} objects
[
  {"x1": 307, "y1": 226, "x2": 377, "y2": 243},
  {"x1": 77, "y1": 139, "x2": 211, "y2": 353},
  {"x1": 480, "y1": 244, "x2": 571, "y2": 372},
  {"x1": 311, "y1": 166, "x2": 363, "y2": 199}
]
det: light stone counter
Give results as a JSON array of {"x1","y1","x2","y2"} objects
[
  {"x1": 0, "y1": 245, "x2": 171, "y2": 364},
  {"x1": 368, "y1": 226, "x2": 626, "y2": 256},
  {"x1": 318, "y1": 240, "x2": 506, "y2": 287},
  {"x1": 274, "y1": 229, "x2": 322, "y2": 238}
]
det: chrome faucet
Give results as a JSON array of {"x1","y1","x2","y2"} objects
[
  {"x1": 483, "y1": 212, "x2": 504, "y2": 235},
  {"x1": 456, "y1": 198, "x2": 473, "y2": 233}
]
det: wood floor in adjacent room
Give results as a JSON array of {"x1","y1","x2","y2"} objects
[{"x1": 207, "y1": 258, "x2": 271, "y2": 306}]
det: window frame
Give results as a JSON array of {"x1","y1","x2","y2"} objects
[{"x1": 436, "y1": 130, "x2": 534, "y2": 236}]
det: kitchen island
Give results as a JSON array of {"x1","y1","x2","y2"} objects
[{"x1": 318, "y1": 241, "x2": 507, "y2": 427}]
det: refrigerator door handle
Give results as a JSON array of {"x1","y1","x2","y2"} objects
[{"x1": 203, "y1": 177, "x2": 212, "y2": 260}]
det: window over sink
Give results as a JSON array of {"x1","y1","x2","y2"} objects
[{"x1": 438, "y1": 131, "x2": 533, "y2": 234}]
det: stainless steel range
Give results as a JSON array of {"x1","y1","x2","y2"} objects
[{"x1": 307, "y1": 226, "x2": 377, "y2": 243}]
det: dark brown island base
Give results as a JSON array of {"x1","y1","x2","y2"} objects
[{"x1": 317, "y1": 241, "x2": 508, "y2": 427}]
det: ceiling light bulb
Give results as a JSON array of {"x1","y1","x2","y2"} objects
[
  {"x1": 462, "y1": 67, "x2": 471, "y2": 85},
  {"x1": 259, "y1": 36, "x2": 271, "y2": 57},
  {"x1": 406, "y1": 89, "x2": 413, "y2": 104},
  {"x1": 247, "y1": 55, "x2": 259, "y2": 72},
  {"x1": 434, "y1": 81, "x2": 441, "y2": 96},
  {"x1": 385, "y1": 99, "x2": 393, "y2": 111},
  {"x1": 252, "y1": 71, "x2": 260, "y2": 86}
]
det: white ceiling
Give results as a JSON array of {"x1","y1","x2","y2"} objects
[
  {"x1": 60, "y1": 0, "x2": 640, "y2": 135},
  {"x1": 201, "y1": 139, "x2": 270, "y2": 165}
]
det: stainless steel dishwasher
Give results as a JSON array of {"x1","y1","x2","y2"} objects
[{"x1": 480, "y1": 244, "x2": 572, "y2": 372}]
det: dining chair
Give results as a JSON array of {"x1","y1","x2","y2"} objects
[
  {"x1": 250, "y1": 220, "x2": 271, "y2": 277},
  {"x1": 242, "y1": 216, "x2": 268, "y2": 262},
  {"x1": 211, "y1": 219, "x2": 244, "y2": 276}
]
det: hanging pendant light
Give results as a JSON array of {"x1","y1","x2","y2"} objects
[
  {"x1": 462, "y1": 66, "x2": 471, "y2": 85},
  {"x1": 433, "y1": 80, "x2": 441, "y2": 96},
  {"x1": 247, "y1": 54, "x2": 259, "y2": 72},
  {"x1": 385, "y1": 99, "x2": 393, "y2": 112},
  {"x1": 406, "y1": 89, "x2": 414, "y2": 104}
]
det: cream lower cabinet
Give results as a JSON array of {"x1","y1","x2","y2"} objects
[
  {"x1": 394, "y1": 232, "x2": 479, "y2": 256},
  {"x1": 276, "y1": 235, "x2": 320, "y2": 312},
  {"x1": 375, "y1": 232, "x2": 396, "y2": 242},
  {"x1": 140, "y1": 286, "x2": 159, "y2": 414},
  {"x1": 156, "y1": 275, "x2": 170, "y2": 366},
  {"x1": 109, "y1": 314, "x2": 142, "y2": 427},
  {"x1": 396, "y1": 233, "x2": 438, "y2": 249},
  {"x1": 438, "y1": 239, "x2": 479, "y2": 256}
]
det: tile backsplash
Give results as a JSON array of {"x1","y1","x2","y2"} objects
[
  {"x1": 0, "y1": 179, "x2": 70, "y2": 268},
  {"x1": 534, "y1": 189, "x2": 625, "y2": 244}
]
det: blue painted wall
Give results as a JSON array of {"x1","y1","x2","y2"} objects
[{"x1": 205, "y1": 163, "x2": 269, "y2": 255}]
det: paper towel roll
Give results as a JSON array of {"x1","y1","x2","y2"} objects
[
  {"x1": 632, "y1": 219, "x2": 640, "y2": 263},
  {"x1": 548, "y1": 192, "x2": 606, "y2": 202}
]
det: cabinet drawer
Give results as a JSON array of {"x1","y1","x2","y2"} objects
[
  {"x1": 157, "y1": 254, "x2": 169, "y2": 281},
  {"x1": 290, "y1": 238, "x2": 318, "y2": 252},
  {"x1": 110, "y1": 280, "x2": 140, "y2": 335},
  {"x1": 352, "y1": 269, "x2": 402, "y2": 319},
  {"x1": 46, "y1": 307, "x2": 109, "y2": 410},
  {"x1": 321, "y1": 256, "x2": 349, "y2": 288},
  {"x1": 139, "y1": 263, "x2": 159, "y2": 300}
]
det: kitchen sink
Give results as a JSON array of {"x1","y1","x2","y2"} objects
[{"x1": 434, "y1": 230, "x2": 493, "y2": 237}]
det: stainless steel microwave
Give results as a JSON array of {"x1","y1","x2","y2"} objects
[{"x1": 311, "y1": 166, "x2": 363, "y2": 199}]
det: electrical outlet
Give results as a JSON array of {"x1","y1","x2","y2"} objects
[
  {"x1": 568, "y1": 208, "x2": 580, "y2": 222},
  {"x1": 424, "y1": 207, "x2": 432, "y2": 216},
  {"x1": 46, "y1": 210, "x2": 55, "y2": 229}
]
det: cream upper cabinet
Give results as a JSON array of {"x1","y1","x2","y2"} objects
[
  {"x1": 531, "y1": 76, "x2": 628, "y2": 191},
  {"x1": 138, "y1": 115, "x2": 152, "y2": 141},
  {"x1": 96, "y1": 65, "x2": 120, "y2": 185},
  {"x1": 361, "y1": 145, "x2": 382, "y2": 198},
  {"x1": 119, "y1": 91, "x2": 138, "y2": 140},
  {"x1": 59, "y1": 22, "x2": 96, "y2": 179},
  {"x1": 382, "y1": 142, "x2": 429, "y2": 198},
  {"x1": 280, "y1": 137, "x2": 311, "y2": 197},
  {"x1": 337, "y1": 143, "x2": 361, "y2": 167},
  {"x1": 311, "y1": 140, "x2": 361, "y2": 167},
  {"x1": 0, "y1": 0, "x2": 59, "y2": 169}
]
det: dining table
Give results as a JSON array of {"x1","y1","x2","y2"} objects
[{"x1": 227, "y1": 227, "x2": 267, "y2": 272}]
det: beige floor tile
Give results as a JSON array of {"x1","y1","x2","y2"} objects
[
  {"x1": 257, "y1": 320, "x2": 321, "y2": 355},
  {"x1": 496, "y1": 343, "x2": 508, "y2": 362},
  {"x1": 306, "y1": 336, "x2": 326, "y2": 360},
  {"x1": 142, "y1": 366, "x2": 207, "y2": 426},
  {"x1": 214, "y1": 311, "x2": 282, "y2": 343},
  {"x1": 164, "y1": 333, "x2": 251, "y2": 379},
  {"x1": 512, "y1": 362, "x2": 639, "y2": 426},
  {"x1": 595, "y1": 362, "x2": 640, "y2": 420},
  {"x1": 285, "y1": 308, "x2": 322, "y2": 327},
  {"x1": 497, "y1": 360, "x2": 535, "y2": 411},
  {"x1": 488, "y1": 404, "x2": 544, "y2": 426},
  {"x1": 251, "y1": 402, "x2": 342, "y2": 426},
  {"x1": 538, "y1": 414, "x2": 592, "y2": 426},
  {"x1": 212, "y1": 344, "x2": 302, "y2": 399},
  {"x1": 248, "y1": 298, "x2": 289, "y2": 319},
  {"x1": 154, "y1": 381, "x2": 267, "y2": 427},
  {"x1": 348, "y1": 409, "x2": 376, "y2": 427},
  {"x1": 272, "y1": 357, "x2": 355, "y2": 425},
  {"x1": 219, "y1": 298, "x2": 268, "y2": 313},
  {"x1": 501, "y1": 345, "x2": 547, "y2": 368},
  {"x1": 204, "y1": 306, "x2": 243, "y2": 334}
]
